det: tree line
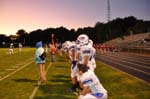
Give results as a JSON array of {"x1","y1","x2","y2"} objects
[{"x1": 0, "y1": 16, "x2": 150, "y2": 47}]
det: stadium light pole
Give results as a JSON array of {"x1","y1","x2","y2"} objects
[{"x1": 107, "y1": 0, "x2": 111, "y2": 40}]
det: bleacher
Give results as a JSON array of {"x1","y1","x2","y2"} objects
[
  {"x1": 104, "y1": 33, "x2": 150, "y2": 54},
  {"x1": 105, "y1": 33, "x2": 149, "y2": 45}
]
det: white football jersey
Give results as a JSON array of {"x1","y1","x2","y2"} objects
[
  {"x1": 80, "y1": 70, "x2": 107, "y2": 94},
  {"x1": 78, "y1": 44, "x2": 91, "y2": 64},
  {"x1": 88, "y1": 46, "x2": 96, "y2": 70},
  {"x1": 78, "y1": 44, "x2": 95, "y2": 68},
  {"x1": 68, "y1": 43, "x2": 76, "y2": 61}
]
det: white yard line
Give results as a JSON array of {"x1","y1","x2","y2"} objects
[
  {"x1": 29, "y1": 63, "x2": 52, "y2": 99},
  {"x1": 0, "y1": 60, "x2": 33, "y2": 81},
  {"x1": 11, "y1": 66, "x2": 19, "y2": 68},
  {"x1": 6, "y1": 52, "x2": 18, "y2": 55},
  {"x1": 16, "y1": 63, "x2": 25, "y2": 65},
  {"x1": 5, "y1": 69, "x2": 16, "y2": 71}
]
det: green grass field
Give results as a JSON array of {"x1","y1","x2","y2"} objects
[{"x1": 0, "y1": 48, "x2": 149, "y2": 99}]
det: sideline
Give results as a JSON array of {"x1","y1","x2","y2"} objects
[
  {"x1": 0, "y1": 60, "x2": 33, "y2": 81},
  {"x1": 29, "y1": 63, "x2": 52, "y2": 99}
]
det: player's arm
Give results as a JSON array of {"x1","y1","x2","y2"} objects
[
  {"x1": 75, "y1": 51, "x2": 80, "y2": 63},
  {"x1": 79, "y1": 86, "x2": 91, "y2": 95},
  {"x1": 71, "y1": 49, "x2": 76, "y2": 61},
  {"x1": 51, "y1": 33, "x2": 54, "y2": 44},
  {"x1": 71, "y1": 49, "x2": 78, "y2": 66},
  {"x1": 83, "y1": 49, "x2": 91, "y2": 65},
  {"x1": 69, "y1": 49, "x2": 74, "y2": 62},
  {"x1": 83, "y1": 55, "x2": 89, "y2": 65}
]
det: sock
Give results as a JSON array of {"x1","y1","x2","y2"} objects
[
  {"x1": 75, "y1": 82, "x2": 83, "y2": 90},
  {"x1": 75, "y1": 82, "x2": 80, "y2": 89},
  {"x1": 71, "y1": 84, "x2": 76, "y2": 90}
]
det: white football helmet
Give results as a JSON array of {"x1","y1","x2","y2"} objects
[
  {"x1": 89, "y1": 39, "x2": 93, "y2": 46},
  {"x1": 77, "y1": 34, "x2": 89, "y2": 46},
  {"x1": 62, "y1": 41, "x2": 72, "y2": 52},
  {"x1": 75, "y1": 39, "x2": 80, "y2": 45},
  {"x1": 65, "y1": 41, "x2": 72, "y2": 46}
]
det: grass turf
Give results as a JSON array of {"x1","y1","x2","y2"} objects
[{"x1": 0, "y1": 48, "x2": 149, "y2": 99}]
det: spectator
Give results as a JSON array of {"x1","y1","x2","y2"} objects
[
  {"x1": 35, "y1": 41, "x2": 46, "y2": 83},
  {"x1": 50, "y1": 42, "x2": 57, "y2": 62}
]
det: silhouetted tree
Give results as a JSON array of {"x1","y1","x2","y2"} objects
[
  {"x1": 16, "y1": 29, "x2": 28, "y2": 44},
  {"x1": 1, "y1": 16, "x2": 149, "y2": 47}
]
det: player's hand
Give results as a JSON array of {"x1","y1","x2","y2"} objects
[
  {"x1": 72, "y1": 61, "x2": 77, "y2": 66},
  {"x1": 52, "y1": 33, "x2": 54, "y2": 38}
]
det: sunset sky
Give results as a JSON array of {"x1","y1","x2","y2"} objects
[{"x1": 0, "y1": 0, "x2": 149, "y2": 36}]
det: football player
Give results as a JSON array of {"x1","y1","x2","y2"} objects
[{"x1": 77, "y1": 64, "x2": 107, "y2": 99}]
